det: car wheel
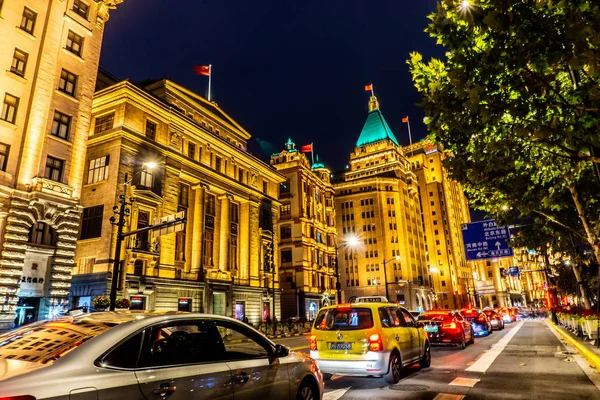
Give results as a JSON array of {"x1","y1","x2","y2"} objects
[
  {"x1": 296, "y1": 380, "x2": 317, "y2": 400},
  {"x1": 467, "y1": 330, "x2": 475, "y2": 345},
  {"x1": 322, "y1": 373, "x2": 333, "y2": 381},
  {"x1": 420, "y1": 342, "x2": 431, "y2": 368},
  {"x1": 459, "y1": 333, "x2": 466, "y2": 350},
  {"x1": 384, "y1": 351, "x2": 402, "y2": 384}
]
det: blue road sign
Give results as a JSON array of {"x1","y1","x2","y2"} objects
[
  {"x1": 509, "y1": 266, "x2": 520, "y2": 277},
  {"x1": 461, "y1": 220, "x2": 513, "y2": 261}
]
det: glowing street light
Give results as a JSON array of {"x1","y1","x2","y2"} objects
[
  {"x1": 143, "y1": 161, "x2": 157, "y2": 170},
  {"x1": 460, "y1": 0, "x2": 470, "y2": 9}
]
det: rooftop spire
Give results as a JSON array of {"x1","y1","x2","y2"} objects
[{"x1": 368, "y1": 95, "x2": 380, "y2": 112}]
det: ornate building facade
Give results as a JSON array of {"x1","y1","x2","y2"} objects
[
  {"x1": 333, "y1": 95, "x2": 432, "y2": 311},
  {"x1": 404, "y1": 140, "x2": 472, "y2": 309},
  {"x1": 270, "y1": 140, "x2": 337, "y2": 321},
  {"x1": 71, "y1": 77, "x2": 284, "y2": 326},
  {"x1": 0, "y1": 0, "x2": 121, "y2": 330}
]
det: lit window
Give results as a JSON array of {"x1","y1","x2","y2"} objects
[
  {"x1": 1, "y1": 94, "x2": 19, "y2": 124},
  {"x1": 145, "y1": 120, "x2": 156, "y2": 140},
  {"x1": 72, "y1": 0, "x2": 89, "y2": 20},
  {"x1": 66, "y1": 31, "x2": 84, "y2": 56},
  {"x1": 44, "y1": 156, "x2": 64, "y2": 182},
  {"x1": 94, "y1": 113, "x2": 114, "y2": 134},
  {"x1": 87, "y1": 155, "x2": 109, "y2": 184},
  {"x1": 58, "y1": 69, "x2": 77, "y2": 96},
  {"x1": 20, "y1": 7, "x2": 37, "y2": 34},
  {"x1": 0, "y1": 143, "x2": 9, "y2": 172}
]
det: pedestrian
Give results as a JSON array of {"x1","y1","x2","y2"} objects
[{"x1": 266, "y1": 315, "x2": 272, "y2": 325}]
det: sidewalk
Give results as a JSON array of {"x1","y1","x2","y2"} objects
[{"x1": 548, "y1": 319, "x2": 600, "y2": 371}]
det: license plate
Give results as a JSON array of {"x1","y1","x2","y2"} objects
[
  {"x1": 424, "y1": 325, "x2": 438, "y2": 333},
  {"x1": 330, "y1": 342, "x2": 351, "y2": 350}
]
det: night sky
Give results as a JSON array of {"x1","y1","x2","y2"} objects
[{"x1": 100, "y1": 0, "x2": 444, "y2": 170}]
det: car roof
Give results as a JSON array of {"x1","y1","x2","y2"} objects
[{"x1": 320, "y1": 302, "x2": 400, "y2": 310}]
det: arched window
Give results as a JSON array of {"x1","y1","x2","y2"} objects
[{"x1": 29, "y1": 222, "x2": 57, "y2": 246}]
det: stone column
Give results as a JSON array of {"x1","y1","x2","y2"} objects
[
  {"x1": 249, "y1": 202, "x2": 260, "y2": 280},
  {"x1": 190, "y1": 185, "x2": 205, "y2": 274},
  {"x1": 218, "y1": 195, "x2": 230, "y2": 271},
  {"x1": 238, "y1": 202, "x2": 250, "y2": 280}
]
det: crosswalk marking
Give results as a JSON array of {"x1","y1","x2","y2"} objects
[
  {"x1": 466, "y1": 321, "x2": 524, "y2": 373},
  {"x1": 449, "y1": 377, "x2": 480, "y2": 387},
  {"x1": 433, "y1": 394, "x2": 466, "y2": 400},
  {"x1": 323, "y1": 387, "x2": 351, "y2": 400}
]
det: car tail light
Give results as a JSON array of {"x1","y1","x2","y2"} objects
[
  {"x1": 442, "y1": 322, "x2": 457, "y2": 330},
  {"x1": 368, "y1": 333, "x2": 383, "y2": 351},
  {"x1": 337, "y1": 304, "x2": 352, "y2": 310},
  {"x1": 309, "y1": 335, "x2": 317, "y2": 351},
  {"x1": 0, "y1": 396, "x2": 36, "y2": 400}
]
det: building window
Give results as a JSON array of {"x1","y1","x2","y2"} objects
[
  {"x1": 87, "y1": 155, "x2": 109, "y2": 184},
  {"x1": 51, "y1": 110, "x2": 71, "y2": 140},
  {"x1": 72, "y1": 0, "x2": 89, "y2": 19},
  {"x1": 203, "y1": 229, "x2": 214, "y2": 266},
  {"x1": 139, "y1": 168, "x2": 154, "y2": 188},
  {"x1": 80, "y1": 205, "x2": 103, "y2": 239},
  {"x1": 178, "y1": 183, "x2": 189, "y2": 208},
  {"x1": 145, "y1": 120, "x2": 156, "y2": 141},
  {"x1": 29, "y1": 222, "x2": 56, "y2": 246},
  {"x1": 203, "y1": 194, "x2": 215, "y2": 266},
  {"x1": 279, "y1": 180, "x2": 290, "y2": 195},
  {"x1": 44, "y1": 156, "x2": 64, "y2": 182},
  {"x1": 76, "y1": 257, "x2": 95, "y2": 274},
  {"x1": 263, "y1": 181, "x2": 268, "y2": 194},
  {"x1": 136, "y1": 211, "x2": 150, "y2": 249},
  {"x1": 11, "y1": 49, "x2": 28, "y2": 76},
  {"x1": 66, "y1": 30, "x2": 84, "y2": 56},
  {"x1": 238, "y1": 167, "x2": 244, "y2": 183},
  {"x1": 280, "y1": 204, "x2": 291, "y2": 216},
  {"x1": 1, "y1": 94, "x2": 19, "y2": 124},
  {"x1": 94, "y1": 113, "x2": 114, "y2": 134},
  {"x1": 58, "y1": 69, "x2": 77, "y2": 96},
  {"x1": 229, "y1": 233, "x2": 238, "y2": 270},
  {"x1": 280, "y1": 225, "x2": 291, "y2": 240},
  {"x1": 20, "y1": 7, "x2": 37, "y2": 34},
  {"x1": 281, "y1": 249, "x2": 292, "y2": 263},
  {"x1": 175, "y1": 229, "x2": 185, "y2": 262},
  {"x1": 188, "y1": 142, "x2": 196, "y2": 159},
  {"x1": 215, "y1": 156, "x2": 221, "y2": 172},
  {"x1": 0, "y1": 143, "x2": 9, "y2": 172}
]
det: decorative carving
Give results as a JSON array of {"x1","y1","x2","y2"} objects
[
  {"x1": 96, "y1": 0, "x2": 123, "y2": 23},
  {"x1": 170, "y1": 132, "x2": 182, "y2": 148}
]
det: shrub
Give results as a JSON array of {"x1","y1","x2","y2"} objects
[{"x1": 92, "y1": 296, "x2": 110, "y2": 309}]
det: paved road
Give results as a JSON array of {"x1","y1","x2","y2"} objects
[{"x1": 273, "y1": 320, "x2": 600, "y2": 399}]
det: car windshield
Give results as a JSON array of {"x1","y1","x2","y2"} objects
[
  {"x1": 417, "y1": 313, "x2": 451, "y2": 322},
  {"x1": 0, "y1": 318, "x2": 118, "y2": 364},
  {"x1": 314, "y1": 308, "x2": 374, "y2": 330}
]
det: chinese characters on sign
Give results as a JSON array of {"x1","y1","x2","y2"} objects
[{"x1": 462, "y1": 220, "x2": 513, "y2": 261}]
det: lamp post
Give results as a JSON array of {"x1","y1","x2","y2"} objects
[
  {"x1": 334, "y1": 235, "x2": 359, "y2": 304},
  {"x1": 382, "y1": 255, "x2": 401, "y2": 301},
  {"x1": 108, "y1": 162, "x2": 156, "y2": 311}
]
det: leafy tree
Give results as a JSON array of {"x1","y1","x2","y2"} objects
[{"x1": 408, "y1": 0, "x2": 600, "y2": 268}]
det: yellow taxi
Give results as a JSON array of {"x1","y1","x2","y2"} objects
[{"x1": 309, "y1": 300, "x2": 431, "y2": 384}]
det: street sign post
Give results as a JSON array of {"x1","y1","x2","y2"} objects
[
  {"x1": 509, "y1": 266, "x2": 520, "y2": 277},
  {"x1": 461, "y1": 220, "x2": 513, "y2": 261}
]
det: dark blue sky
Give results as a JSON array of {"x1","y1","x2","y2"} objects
[{"x1": 101, "y1": 0, "x2": 443, "y2": 170}]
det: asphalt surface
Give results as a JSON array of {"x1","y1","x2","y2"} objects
[{"x1": 273, "y1": 320, "x2": 600, "y2": 399}]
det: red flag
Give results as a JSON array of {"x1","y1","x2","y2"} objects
[
  {"x1": 364, "y1": 84, "x2": 373, "y2": 91},
  {"x1": 300, "y1": 144, "x2": 313, "y2": 153},
  {"x1": 402, "y1": 117, "x2": 409, "y2": 123},
  {"x1": 194, "y1": 65, "x2": 211, "y2": 76}
]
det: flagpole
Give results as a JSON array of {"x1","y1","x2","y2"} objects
[
  {"x1": 311, "y1": 143, "x2": 315, "y2": 165},
  {"x1": 208, "y1": 64, "x2": 212, "y2": 102},
  {"x1": 371, "y1": 84, "x2": 374, "y2": 97},
  {"x1": 407, "y1": 118, "x2": 413, "y2": 147}
]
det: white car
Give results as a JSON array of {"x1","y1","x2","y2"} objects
[{"x1": 0, "y1": 311, "x2": 323, "y2": 400}]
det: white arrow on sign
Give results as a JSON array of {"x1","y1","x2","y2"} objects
[{"x1": 495, "y1": 241, "x2": 501, "y2": 250}]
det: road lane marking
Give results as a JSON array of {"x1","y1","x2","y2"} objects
[
  {"x1": 433, "y1": 394, "x2": 466, "y2": 400},
  {"x1": 465, "y1": 321, "x2": 524, "y2": 373},
  {"x1": 290, "y1": 346, "x2": 308, "y2": 351},
  {"x1": 323, "y1": 387, "x2": 351, "y2": 400},
  {"x1": 448, "y1": 377, "x2": 480, "y2": 387},
  {"x1": 330, "y1": 374, "x2": 343, "y2": 381}
]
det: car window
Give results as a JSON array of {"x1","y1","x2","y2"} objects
[
  {"x1": 137, "y1": 320, "x2": 224, "y2": 368},
  {"x1": 214, "y1": 320, "x2": 271, "y2": 361},
  {"x1": 378, "y1": 307, "x2": 401, "y2": 328},
  {"x1": 100, "y1": 331, "x2": 144, "y2": 368},
  {"x1": 314, "y1": 308, "x2": 374, "y2": 330},
  {"x1": 417, "y1": 313, "x2": 451, "y2": 322},
  {"x1": 399, "y1": 309, "x2": 416, "y2": 327}
]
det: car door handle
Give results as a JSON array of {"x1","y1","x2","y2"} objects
[
  {"x1": 395, "y1": 334, "x2": 400, "y2": 341},
  {"x1": 235, "y1": 372, "x2": 250, "y2": 384},
  {"x1": 153, "y1": 383, "x2": 176, "y2": 395}
]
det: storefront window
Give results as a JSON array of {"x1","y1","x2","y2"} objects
[
  {"x1": 235, "y1": 301, "x2": 245, "y2": 320},
  {"x1": 130, "y1": 296, "x2": 146, "y2": 310},
  {"x1": 177, "y1": 298, "x2": 191, "y2": 312}
]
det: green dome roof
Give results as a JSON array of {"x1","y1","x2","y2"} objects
[{"x1": 356, "y1": 109, "x2": 399, "y2": 147}]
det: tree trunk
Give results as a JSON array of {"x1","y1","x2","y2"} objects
[
  {"x1": 568, "y1": 183, "x2": 600, "y2": 263},
  {"x1": 571, "y1": 262, "x2": 591, "y2": 310}
]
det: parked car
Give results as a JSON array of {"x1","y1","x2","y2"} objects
[
  {"x1": 482, "y1": 309, "x2": 504, "y2": 330},
  {"x1": 460, "y1": 309, "x2": 492, "y2": 337},
  {"x1": 416, "y1": 310, "x2": 474, "y2": 349},
  {"x1": 0, "y1": 311, "x2": 324, "y2": 400},
  {"x1": 310, "y1": 302, "x2": 430, "y2": 384},
  {"x1": 498, "y1": 307, "x2": 516, "y2": 323}
]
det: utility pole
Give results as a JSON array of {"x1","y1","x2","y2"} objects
[{"x1": 109, "y1": 173, "x2": 130, "y2": 311}]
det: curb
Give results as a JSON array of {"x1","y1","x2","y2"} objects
[{"x1": 548, "y1": 320, "x2": 600, "y2": 371}]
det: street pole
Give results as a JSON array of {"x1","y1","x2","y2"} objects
[
  {"x1": 109, "y1": 173, "x2": 128, "y2": 311},
  {"x1": 382, "y1": 258, "x2": 390, "y2": 301},
  {"x1": 271, "y1": 231, "x2": 276, "y2": 337},
  {"x1": 335, "y1": 248, "x2": 342, "y2": 304}
]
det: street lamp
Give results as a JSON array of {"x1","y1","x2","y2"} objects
[
  {"x1": 334, "y1": 235, "x2": 359, "y2": 304},
  {"x1": 108, "y1": 161, "x2": 157, "y2": 311},
  {"x1": 382, "y1": 255, "x2": 401, "y2": 301}
]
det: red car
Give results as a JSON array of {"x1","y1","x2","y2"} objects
[{"x1": 417, "y1": 310, "x2": 474, "y2": 349}]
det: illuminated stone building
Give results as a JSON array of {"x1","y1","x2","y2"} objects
[
  {"x1": 333, "y1": 95, "x2": 432, "y2": 310},
  {"x1": 270, "y1": 140, "x2": 337, "y2": 320},
  {"x1": 404, "y1": 140, "x2": 472, "y2": 309},
  {"x1": 0, "y1": 0, "x2": 121, "y2": 330},
  {"x1": 71, "y1": 76, "x2": 284, "y2": 325}
]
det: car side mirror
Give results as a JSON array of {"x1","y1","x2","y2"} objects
[{"x1": 274, "y1": 343, "x2": 289, "y2": 358}]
